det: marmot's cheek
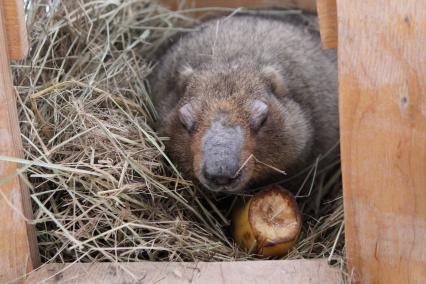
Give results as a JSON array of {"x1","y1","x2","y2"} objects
[
  {"x1": 192, "y1": 152, "x2": 202, "y2": 181},
  {"x1": 191, "y1": 133, "x2": 203, "y2": 182}
]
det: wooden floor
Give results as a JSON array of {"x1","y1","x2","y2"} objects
[{"x1": 23, "y1": 260, "x2": 341, "y2": 284}]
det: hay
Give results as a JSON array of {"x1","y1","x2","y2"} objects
[{"x1": 8, "y1": 0, "x2": 345, "y2": 269}]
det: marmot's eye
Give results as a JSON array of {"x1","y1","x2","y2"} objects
[
  {"x1": 178, "y1": 103, "x2": 195, "y2": 132},
  {"x1": 250, "y1": 100, "x2": 269, "y2": 131}
]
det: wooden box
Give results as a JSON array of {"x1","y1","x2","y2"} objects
[{"x1": 1, "y1": 0, "x2": 425, "y2": 283}]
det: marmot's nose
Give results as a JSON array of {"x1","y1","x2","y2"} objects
[{"x1": 203, "y1": 167, "x2": 239, "y2": 186}]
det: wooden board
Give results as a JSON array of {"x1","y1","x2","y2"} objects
[
  {"x1": 0, "y1": 2, "x2": 39, "y2": 284},
  {"x1": 23, "y1": 260, "x2": 340, "y2": 284},
  {"x1": 338, "y1": 1, "x2": 426, "y2": 283},
  {"x1": 3, "y1": 0, "x2": 28, "y2": 59},
  {"x1": 316, "y1": 0, "x2": 337, "y2": 48},
  {"x1": 161, "y1": 0, "x2": 317, "y2": 13}
]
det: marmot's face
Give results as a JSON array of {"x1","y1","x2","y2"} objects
[
  {"x1": 179, "y1": 97, "x2": 269, "y2": 192},
  {"x1": 163, "y1": 68, "x2": 302, "y2": 192}
]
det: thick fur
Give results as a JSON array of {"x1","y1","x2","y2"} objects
[{"x1": 149, "y1": 14, "x2": 339, "y2": 192}]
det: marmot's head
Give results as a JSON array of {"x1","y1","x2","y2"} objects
[{"x1": 161, "y1": 66, "x2": 312, "y2": 192}]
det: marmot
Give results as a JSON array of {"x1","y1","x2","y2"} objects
[{"x1": 149, "y1": 13, "x2": 339, "y2": 192}]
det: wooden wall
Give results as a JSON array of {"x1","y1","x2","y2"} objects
[
  {"x1": 337, "y1": 0, "x2": 426, "y2": 283},
  {"x1": 0, "y1": 1, "x2": 39, "y2": 283}
]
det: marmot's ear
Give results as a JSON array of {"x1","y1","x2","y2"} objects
[
  {"x1": 178, "y1": 103, "x2": 195, "y2": 132},
  {"x1": 261, "y1": 65, "x2": 287, "y2": 96},
  {"x1": 177, "y1": 65, "x2": 194, "y2": 93}
]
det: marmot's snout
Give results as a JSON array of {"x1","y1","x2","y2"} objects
[{"x1": 199, "y1": 117, "x2": 245, "y2": 191}]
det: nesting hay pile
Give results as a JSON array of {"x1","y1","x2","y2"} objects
[{"x1": 9, "y1": 0, "x2": 345, "y2": 269}]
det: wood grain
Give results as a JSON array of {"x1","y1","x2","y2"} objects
[
  {"x1": 3, "y1": 0, "x2": 28, "y2": 59},
  {"x1": 338, "y1": 1, "x2": 426, "y2": 283},
  {"x1": 161, "y1": 0, "x2": 317, "y2": 13},
  {"x1": 23, "y1": 260, "x2": 340, "y2": 284},
  {"x1": 316, "y1": 0, "x2": 337, "y2": 48},
  {"x1": 0, "y1": 2, "x2": 39, "y2": 284}
]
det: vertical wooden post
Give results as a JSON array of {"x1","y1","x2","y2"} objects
[
  {"x1": 3, "y1": 0, "x2": 28, "y2": 59},
  {"x1": 0, "y1": 0, "x2": 39, "y2": 283},
  {"x1": 338, "y1": 1, "x2": 426, "y2": 283},
  {"x1": 316, "y1": 0, "x2": 337, "y2": 48}
]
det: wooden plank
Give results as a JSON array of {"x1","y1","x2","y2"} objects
[
  {"x1": 0, "y1": 2, "x2": 39, "y2": 284},
  {"x1": 338, "y1": 1, "x2": 426, "y2": 283},
  {"x1": 161, "y1": 0, "x2": 317, "y2": 13},
  {"x1": 23, "y1": 260, "x2": 341, "y2": 284},
  {"x1": 316, "y1": 0, "x2": 337, "y2": 48},
  {"x1": 3, "y1": 0, "x2": 28, "y2": 59}
]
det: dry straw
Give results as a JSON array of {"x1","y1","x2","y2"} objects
[{"x1": 7, "y1": 0, "x2": 345, "y2": 271}]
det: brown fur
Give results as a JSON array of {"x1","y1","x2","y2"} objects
[{"x1": 149, "y1": 14, "x2": 339, "y2": 192}]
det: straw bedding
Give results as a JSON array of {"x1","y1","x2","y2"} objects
[{"x1": 8, "y1": 0, "x2": 345, "y2": 270}]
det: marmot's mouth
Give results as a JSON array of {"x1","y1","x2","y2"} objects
[{"x1": 199, "y1": 170, "x2": 247, "y2": 193}]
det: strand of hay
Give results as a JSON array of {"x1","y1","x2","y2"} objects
[{"x1": 8, "y1": 0, "x2": 345, "y2": 268}]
